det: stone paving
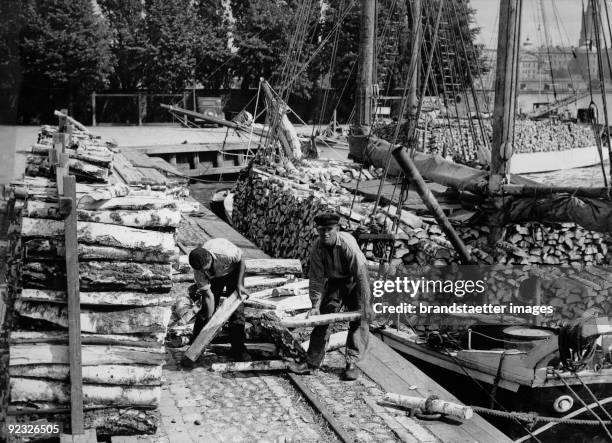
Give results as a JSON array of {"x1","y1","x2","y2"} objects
[
  {"x1": 151, "y1": 348, "x2": 335, "y2": 443},
  {"x1": 149, "y1": 346, "x2": 402, "y2": 443}
]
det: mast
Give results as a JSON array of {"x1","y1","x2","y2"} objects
[
  {"x1": 489, "y1": 0, "x2": 522, "y2": 194},
  {"x1": 349, "y1": 0, "x2": 376, "y2": 160},
  {"x1": 489, "y1": 0, "x2": 522, "y2": 244},
  {"x1": 407, "y1": 0, "x2": 422, "y2": 124}
]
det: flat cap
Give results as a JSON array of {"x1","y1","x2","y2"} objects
[{"x1": 314, "y1": 212, "x2": 340, "y2": 227}]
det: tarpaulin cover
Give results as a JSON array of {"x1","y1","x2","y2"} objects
[{"x1": 499, "y1": 195, "x2": 612, "y2": 233}]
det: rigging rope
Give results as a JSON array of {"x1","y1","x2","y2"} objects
[{"x1": 552, "y1": 368, "x2": 612, "y2": 440}]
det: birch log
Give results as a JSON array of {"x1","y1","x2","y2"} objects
[
  {"x1": 20, "y1": 218, "x2": 175, "y2": 256},
  {"x1": 10, "y1": 344, "x2": 166, "y2": 366},
  {"x1": 22, "y1": 261, "x2": 173, "y2": 292},
  {"x1": 280, "y1": 312, "x2": 362, "y2": 328},
  {"x1": 10, "y1": 378, "x2": 160, "y2": 407},
  {"x1": 20, "y1": 288, "x2": 175, "y2": 307},
  {"x1": 10, "y1": 364, "x2": 162, "y2": 385},
  {"x1": 25, "y1": 201, "x2": 181, "y2": 228},
  {"x1": 245, "y1": 259, "x2": 302, "y2": 275},
  {"x1": 382, "y1": 393, "x2": 473, "y2": 420},
  {"x1": 211, "y1": 360, "x2": 289, "y2": 372},
  {"x1": 24, "y1": 239, "x2": 177, "y2": 263},
  {"x1": 14, "y1": 300, "x2": 171, "y2": 334},
  {"x1": 7, "y1": 408, "x2": 159, "y2": 436},
  {"x1": 10, "y1": 330, "x2": 164, "y2": 347}
]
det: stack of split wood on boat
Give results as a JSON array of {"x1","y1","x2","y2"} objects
[
  {"x1": 3, "y1": 119, "x2": 192, "y2": 436},
  {"x1": 227, "y1": 82, "x2": 612, "y2": 326}
]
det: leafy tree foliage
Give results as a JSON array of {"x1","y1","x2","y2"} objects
[
  {"x1": 141, "y1": 0, "x2": 199, "y2": 92},
  {"x1": 230, "y1": 0, "x2": 318, "y2": 98},
  {"x1": 19, "y1": 0, "x2": 113, "y2": 93},
  {"x1": 193, "y1": 0, "x2": 234, "y2": 89},
  {"x1": 0, "y1": 0, "x2": 25, "y2": 122},
  {"x1": 97, "y1": 0, "x2": 148, "y2": 90}
]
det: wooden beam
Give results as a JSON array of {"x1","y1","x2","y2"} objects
[
  {"x1": 63, "y1": 175, "x2": 84, "y2": 434},
  {"x1": 392, "y1": 146, "x2": 474, "y2": 264}
]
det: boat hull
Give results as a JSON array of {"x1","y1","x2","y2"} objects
[{"x1": 375, "y1": 329, "x2": 612, "y2": 442}]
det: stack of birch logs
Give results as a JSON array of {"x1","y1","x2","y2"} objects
[
  {"x1": 27, "y1": 125, "x2": 115, "y2": 183},
  {"x1": 4, "y1": 126, "x2": 183, "y2": 437}
]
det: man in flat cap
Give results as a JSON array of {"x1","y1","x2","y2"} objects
[
  {"x1": 292, "y1": 212, "x2": 373, "y2": 380},
  {"x1": 187, "y1": 238, "x2": 250, "y2": 361}
]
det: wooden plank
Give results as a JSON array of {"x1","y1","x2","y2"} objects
[
  {"x1": 189, "y1": 206, "x2": 269, "y2": 260},
  {"x1": 136, "y1": 143, "x2": 252, "y2": 155},
  {"x1": 60, "y1": 428, "x2": 97, "y2": 443},
  {"x1": 63, "y1": 175, "x2": 84, "y2": 434},
  {"x1": 288, "y1": 373, "x2": 353, "y2": 443},
  {"x1": 361, "y1": 334, "x2": 512, "y2": 443},
  {"x1": 183, "y1": 165, "x2": 244, "y2": 177},
  {"x1": 184, "y1": 291, "x2": 246, "y2": 362}
]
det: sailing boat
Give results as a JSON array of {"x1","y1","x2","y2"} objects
[
  {"x1": 163, "y1": 1, "x2": 612, "y2": 438},
  {"x1": 344, "y1": 0, "x2": 612, "y2": 440}
]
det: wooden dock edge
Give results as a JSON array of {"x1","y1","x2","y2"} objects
[{"x1": 359, "y1": 333, "x2": 512, "y2": 443}]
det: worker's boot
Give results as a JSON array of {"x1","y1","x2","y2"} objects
[
  {"x1": 180, "y1": 356, "x2": 196, "y2": 369},
  {"x1": 343, "y1": 362, "x2": 359, "y2": 381}
]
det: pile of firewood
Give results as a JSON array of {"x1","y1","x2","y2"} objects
[
  {"x1": 407, "y1": 222, "x2": 609, "y2": 267},
  {"x1": 374, "y1": 120, "x2": 596, "y2": 165},
  {"x1": 3, "y1": 129, "x2": 188, "y2": 436}
]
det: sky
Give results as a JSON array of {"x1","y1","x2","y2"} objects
[{"x1": 471, "y1": 0, "x2": 591, "y2": 48}]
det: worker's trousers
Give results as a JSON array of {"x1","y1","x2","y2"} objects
[
  {"x1": 190, "y1": 268, "x2": 246, "y2": 353},
  {"x1": 306, "y1": 277, "x2": 369, "y2": 367}
]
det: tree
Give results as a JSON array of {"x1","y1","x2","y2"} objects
[
  {"x1": 311, "y1": 0, "x2": 408, "y2": 121},
  {"x1": 0, "y1": 0, "x2": 25, "y2": 122},
  {"x1": 18, "y1": 0, "x2": 113, "y2": 120},
  {"x1": 422, "y1": 0, "x2": 489, "y2": 98},
  {"x1": 193, "y1": 0, "x2": 233, "y2": 89},
  {"x1": 97, "y1": 0, "x2": 148, "y2": 90},
  {"x1": 230, "y1": 0, "x2": 318, "y2": 99},
  {"x1": 141, "y1": 0, "x2": 199, "y2": 92}
]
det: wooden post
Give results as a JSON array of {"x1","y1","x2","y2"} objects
[
  {"x1": 392, "y1": 146, "x2": 474, "y2": 264},
  {"x1": 137, "y1": 93, "x2": 143, "y2": 126},
  {"x1": 57, "y1": 153, "x2": 69, "y2": 196},
  {"x1": 63, "y1": 175, "x2": 85, "y2": 435},
  {"x1": 91, "y1": 92, "x2": 96, "y2": 127},
  {"x1": 59, "y1": 108, "x2": 68, "y2": 132},
  {"x1": 192, "y1": 152, "x2": 200, "y2": 169}
]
